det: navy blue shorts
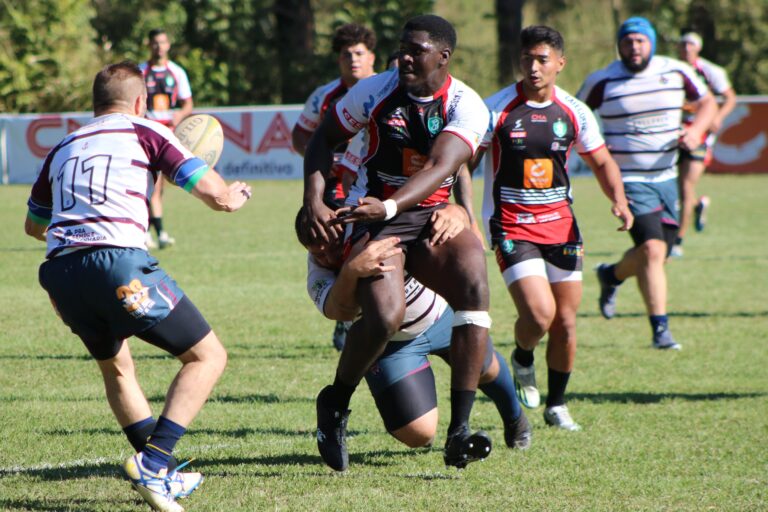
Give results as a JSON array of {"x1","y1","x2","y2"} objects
[
  {"x1": 39, "y1": 247, "x2": 210, "y2": 360},
  {"x1": 624, "y1": 179, "x2": 679, "y2": 225},
  {"x1": 365, "y1": 309, "x2": 494, "y2": 431}
]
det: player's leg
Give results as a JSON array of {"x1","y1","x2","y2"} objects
[
  {"x1": 408, "y1": 229, "x2": 491, "y2": 467},
  {"x1": 675, "y1": 156, "x2": 706, "y2": 255},
  {"x1": 149, "y1": 175, "x2": 175, "y2": 249}
]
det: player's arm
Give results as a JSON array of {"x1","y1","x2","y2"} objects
[
  {"x1": 171, "y1": 97, "x2": 194, "y2": 128},
  {"x1": 322, "y1": 235, "x2": 402, "y2": 321},
  {"x1": 680, "y1": 93, "x2": 717, "y2": 152},
  {"x1": 712, "y1": 87, "x2": 736, "y2": 134},
  {"x1": 24, "y1": 215, "x2": 47, "y2": 241},
  {"x1": 580, "y1": 147, "x2": 633, "y2": 231},
  {"x1": 190, "y1": 167, "x2": 251, "y2": 212},
  {"x1": 303, "y1": 113, "x2": 351, "y2": 243},
  {"x1": 292, "y1": 125, "x2": 313, "y2": 156},
  {"x1": 430, "y1": 203, "x2": 470, "y2": 246}
]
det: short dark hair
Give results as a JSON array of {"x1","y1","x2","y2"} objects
[
  {"x1": 294, "y1": 206, "x2": 311, "y2": 247},
  {"x1": 148, "y1": 28, "x2": 167, "y2": 40},
  {"x1": 92, "y1": 61, "x2": 145, "y2": 111},
  {"x1": 332, "y1": 23, "x2": 376, "y2": 53},
  {"x1": 403, "y1": 14, "x2": 457, "y2": 51},
  {"x1": 521, "y1": 25, "x2": 565, "y2": 54}
]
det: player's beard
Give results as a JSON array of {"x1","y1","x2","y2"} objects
[{"x1": 621, "y1": 54, "x2": 651, "y2": 72}]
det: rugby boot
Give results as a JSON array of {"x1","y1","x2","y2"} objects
[
  {"x1": 316, "y1": 385, "x2": 350, "y2": 471},
  {"x1": 158, "y1": 231, "x2": 176, "y2": 249},
  {"x1": 596, "y1": 263, "x2": 620, "y2": 319},
  {"x1": 166, "y1": 460, "x2": 203, "y2": 499},
  {"x1": 652, "y1": 328, "x2": 682, "y2": 350},
  {"x1": 123, "y1": 452, "x2": 183, "y2": 512},
  {"x1": 694, "y1": 195, "x2": 710, "y2": 232},
  {"x1": 504, "y1": 411, "x2": 532, "y2": 450},
  {"x1": 543, "y1": 405, "x2": 582, "y2": 432},
  {"x1": 443, "y1": 426, "x2": 492, "y2": 469},
  {"x1": 510, "y1": 356, "x2": 540, "y2": 409}
]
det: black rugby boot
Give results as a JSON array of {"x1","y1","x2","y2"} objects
[
  {"x1": 316, "y1": 385, "x2": 350, "y2": 471},
  {"x1": 443, "y1": 426, "x2": 492, "y2": 469}
]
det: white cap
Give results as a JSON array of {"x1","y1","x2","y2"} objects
[{"x1": 680, "y1": 32, "x2": 703, "y2": 49}]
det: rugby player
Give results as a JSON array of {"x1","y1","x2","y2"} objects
[
  {"x1": 24, "y1": 61, "x2": 251, "y2": 512},
  {"x1": 473, "y1": 25, "x2": 631, "y2": 431},
  {"x1": 577, "y1": 17, "x2": 716, "y2": 350},
  {"x1": 672, "y1": 30, "x2": 736, "y2": 256},
  {"x1": 297, "y1": 204, "x2": 531, "y2": 459},
  {"x1": 302, "y1": 15, "x2": 493, "y2": 470}
]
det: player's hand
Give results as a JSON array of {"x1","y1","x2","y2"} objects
[
  {"x1": 332, "y1": 197, "x2": 387, "y2": 225},
  {"x1": 345, "y1": 234, "x2": 402, "y2": 277},
  {"x1": 679, "y1": 127, "x2": 705, "y2": 152},
  {"x1": 226, "y1": 181, "x2": 252, "y2": 211},
  {"x1": 612, "y1": 201, "x2": 633, "y2": 231},
  {"x1": 430, "y1": 206, "x2": 465, "y2": 246},
  {"x1": 304, "y1": 200, "x2": 343, "y2": 245}
]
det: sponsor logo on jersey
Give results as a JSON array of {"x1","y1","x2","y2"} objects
[
  {"x1": 427, "y1": 115, "x2": 443, "y2": 135},
  {"x1": 553, "y1": 119, "x2": 567, "y2": 138},
  {"x1": 116, "y1": 279, "x2": 156, "y2": 319},
  {"x1": 311, "y1": 279, "x2": 329, "y2": 305},
  {"x1": 362, "y1": 94, "x2": 375, "y2": 118},
  {"x1": 513, "y1": 119, "x2": 524, "y2": 130},
  {"x1": 531, "y1": 113, "x2": 547, "y2": 123},
  {"x1": 510, "y1": 131, "x2": 527, "y2": 138},
  {"x1": 500, "y1": 239, "x2": 515, "y2": 253},
  {"x1": 523, "y1": 158, "x2": 554, "y2": 188},
  {"x1": 402, "y1": 148, "x2": 427, "y2": 176},
  {"x1": 515, "y1": 213, "x2": 536, "y2": 224},
  {"x1": 311, "y1": 95, "x2": 320, "y2": 114},
  {"x1": 342, "y1": 108, "x2": 363, "y2": 130}
]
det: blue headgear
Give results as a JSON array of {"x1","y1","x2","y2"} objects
[{"x1": 617, "y1": 16, "x2": 656, "y2": 56}]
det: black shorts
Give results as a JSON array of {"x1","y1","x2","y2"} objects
[
  {"x1": 493, "y1": 238, "x2": 583, "y2": 285},
  {"x1": 350, "y1": 204, "x2": 446, "y2": 252},
  {"x1": 629, "y1": 211, "x2": 679, "y2": 253}
]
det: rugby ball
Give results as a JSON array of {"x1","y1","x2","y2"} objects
[{"x1": 174, "y1": 114, "x2": 224, "y2": 168}]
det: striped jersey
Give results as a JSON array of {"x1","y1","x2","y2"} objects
[
  {"x1": 333, "y1": 70, "x2": 489, "y2": 208},
  {"x1": 139, "y1": 60, "x2": 192, "y2": 125},
  {"x1": 577, "y1": 56, "x2": 709, "y2": 183},
  {"x1": 682, "y1": 57, "x2": 732, "y2": 124},
  {"x1": 307, "y1": 255, "x2": 447, "y2": 342},
  {"x1": 481, "y1": 83, "x2": 604, "y2": 245},
  {"x1": 27, "y1": 113, "x2": 209, "y2": 258}
]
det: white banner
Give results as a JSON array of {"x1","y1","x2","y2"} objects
[{"x1": 0, "y1": 105, "x2": 303, "y2": 184}]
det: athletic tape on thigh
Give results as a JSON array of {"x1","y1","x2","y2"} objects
[{"x1": 451, "y1": 310, "x2": 492, "y2": 329}]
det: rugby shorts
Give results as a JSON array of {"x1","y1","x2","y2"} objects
[
  {"x1": 350, "y1": 204, "x2": 446, "y2": 252},
  {"x1": 629, "y1": 211, "x2": 679, "y2": 254},
  {"x1": 493, "y1": 238, "x2": 583, "y2": 286},
  {"x1": 39, "y1": 247, "x2": 210, "y2": 360}
]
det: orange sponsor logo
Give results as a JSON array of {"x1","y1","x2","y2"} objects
[
  {"x1": 523, "y1": 158, "x2": 553, "y2": 188},
  {"x1": 402, "y1": 148, "x2": 428, "y2": 176}
]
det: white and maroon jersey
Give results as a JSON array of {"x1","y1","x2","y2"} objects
[
  {"x1": 27, "y1": 113, "x2": 209, "y2": 258},
  {"x1": 139, "y1": 60, "x2": 192, "y2": 125},
  {"x1": 334, "y1": 70, "x2": 489, "y2": 208},
  {"x1": 682, "y1": 57, "x2": 732, "y2": 125},
  {"x1": 307, "y1": 255, "x2": 447, "y2": 341},
  {"x1": 481, "y1": 83, "x2": 604, "y2": 245},
  {"x1": 577, "y1": 56, "x2": 709, "y2": 183}
]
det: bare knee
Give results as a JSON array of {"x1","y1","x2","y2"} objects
[
  {"x1": 361, "y1": 304, "x2": 405, "y2": 342},
  {"x1": 180, "y1": 331, "x2": 228, "y2": 376},
  {"x1": 638, "y1": 240, "x2": 668, "y2": 264},
  {"x1": 390, "y1": 409, "x2": 438, "y2": 448}
]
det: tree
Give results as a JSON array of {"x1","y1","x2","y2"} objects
[{"x1": 496, "y1": 0, "x2": 524, "y2": 85}]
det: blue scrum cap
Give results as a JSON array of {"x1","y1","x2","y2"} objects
[{"x1": 617, "y1": 16, "x2": 656, "y2": 56}]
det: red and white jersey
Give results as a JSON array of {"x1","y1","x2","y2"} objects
[
  {"x1": 682, "y1": 57, "x2": 732, "y2": 125},
  {"x1": 307, "y1": 255, "x2": 447, "y2": 341},
  {"x1": 481, "y1": 83, "x2": 604, "y2": 245},
  {"x1": 577, "y1": 56, "x2": 709, "y2": 183},
  {"x1": 334, "y1": 70, "x2": 489, "y2": 208},
  {"x1": 295, "y1": 78, "x2": 348, "y2": 133},
  {"x1": 139, "y1": 60, "x2": 192, "y2": 125},
  {"x1": 27, "y1": 113, "x2": 208, "y2": 258}
]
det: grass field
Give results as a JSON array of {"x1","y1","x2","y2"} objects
[{"x1": 0, "y1": 175, "x2": 766, "y2": 511}]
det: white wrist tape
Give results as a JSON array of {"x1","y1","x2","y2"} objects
[
  {"x1": 452, "y1": 310, "x2": 492, "y2": 329},
  {"x1": 383, "y1": 199, "x2": 398, "y2": 221}
]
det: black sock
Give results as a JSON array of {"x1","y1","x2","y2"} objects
[
  {"x1": 122, "y1": 417, "x2": 177, "y2": 472},
  {"x1": 513, "y1": 342, "x2": 534, "y2": 367},
  {"x1": 674, "y1": 236, "x2": 683, "y2": 246},
  {"x1": 604, "y1": 264, "x2": 624, "y2": 286},
  {"x1": 545, "y1": 368, "x2": 571, "y2": 408},
  {"x1": 149, "y1": 217, "x2": 163, "y2": 236},
  {"x1": 448, "y1": 389, "x2": 476, "y2": 434},
  {"x1": 327, "y1": 374, "x2": 357, "y2": 411}
]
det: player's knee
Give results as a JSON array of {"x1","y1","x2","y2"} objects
[
  {"x1": 363, "y1": 305, "x2": 405, "y2": 342},
  {"x1": 390, "y1": 410, "x2": 438, "y2": 448},
  {"x1": 638, "y1": 239, "x2": 667, "y2": 263}
]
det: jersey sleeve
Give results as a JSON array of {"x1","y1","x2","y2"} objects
[
  {"x1": 306, "y1": 255, "x2": 337, "y2": 317},
  {"x1": 337, "y1": 131, "x2": 364, "y2": 175},
  {"x1": 26, "y1": 160, "x2": 53, "y2": 225},
  {"x1": 678, "y1": 61, "x2": 710, "y2": 102},
  {"x1": 295, "y1": 84, "x2": 327, "y2": 132},
  {"x1": 132, "y1": 120, "x2": 209, "y2": 192},
  {"x1": 333, "y1": 75, "x2": 384, "y2": 136},
  {"x1": 572, "y1": 98, "x2": 605, "y2": 154},
  {"x1": 443, "y1": 85, "x2": 489, "y2": 155},
  {"x1": 174, "y1": 64, "x2": 192, "y2": 101},
  {"x1": 705, "y1": 62, "x2": 732, "y2": 95}
]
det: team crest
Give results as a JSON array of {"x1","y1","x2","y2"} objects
[
  {"x1": 501, "y1": 239, "x2": 515, "y2": 254},
  {"x1": 427, "y1": 116, "x2": 443, "y2": 135},
  {"x1": 116, "y1": 279, "x2": 156, "y2": 319},
  {"x1": 553, "y1": 119, "x2": 567, "y2": 138}
]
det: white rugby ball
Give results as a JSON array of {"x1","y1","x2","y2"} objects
[{"x1": 174, "y1": 114, "x2": 224, "y2": 168}]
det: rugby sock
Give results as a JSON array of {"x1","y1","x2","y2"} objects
[
  {"x1": 123, "y1": 417, "x2": 178, "y2": 472},
  {"x1": 545, "y1": 368, "x2": 571, "y2": 408},
  {"x1": 603, "y1": 263, "x2": 624, "y2": 286},
  {"x1": 448, "y1": 389, "x2": 476, "y2": 434},
  {"x1": 328, "y1": 374, "x2": 356, "y2": 410},
  {"x1": 149, "y1": 217, "x2": 163, "y2": 236},
  {"x1": 141, "y1": 415, "x2": 186, "y2": 473},
  {"x1": 513, "y1": 342, "x2": 534, "y2": 367},
  {"x1": 650, "y1": 314, "x2": 669, "y2": 335},
  {"x1": 479, "y1": 351, "x2": 522, "y2": 423},
  {"x1": 674, "y1": 236, "x2": 684, "y2": 247}
]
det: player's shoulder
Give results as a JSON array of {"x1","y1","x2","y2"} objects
[
  {"x1": 554, "y1": 85, "x2": 591, "y2": 113},
  {"x1": 166, "y1": 59, "x2": 189, "y2": 75},
  {"x1": 125, "y1": 114, "x2": 176, "y2": 139},
  {"x1": 651, "y1": 55, "x2": 695, "y2": 75},
  {"x1": 484, "y1": 83, "x2": 520, "y2": 112},
  {"x1": 447, "y1": 75, "x2": 484, "y2": 102},
  {"x1": 138, "y1": 61, "x2": 149, "y2": 72},
  {"x1": 696, "y1": 57, "x2": 728, "y2": 77},
  {"x1": 351, "y1": 71, "x2": 396, "y2": 96}
]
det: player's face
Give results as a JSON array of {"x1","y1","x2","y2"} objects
[
  {"x1": 678, "y1": 41, "x2": 700, "y2": 64},
  {"x1": 520, "y1": 44, "x2": 564, "y2": 93},
  {"x1": 338, "y1": 43, "x2": 376, "y2": 85},
  {"x1": 307, "y1": 242, "x2": 343, "y2": 269},
  {"x1": 150, "y1": 34, "x2": 171, "y2": 61},
  {"x1": 398, "y1": 30, "x2": 450, "y2": 96},
  {"x1": 619, "y1": 33, "x2": 652, "y2": 72}
]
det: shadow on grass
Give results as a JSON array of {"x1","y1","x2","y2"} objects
[
  {"x1": 208, "y1": 393, "x2": 314, "y2": 404},
  {"x1": 188, "y1": 426, "x2": 315, "y2": 438},
  {"x1": 569, "y1": 391, "x2": 767, "y2": 404},
  {"x1": 0, "y1": 498, "x2": 126, "y2": 512},
  {"x1": 577, "y1": 310, "x2": 768, "y2": 319},
  {"x1": 0, "y1": 354, "x2": 172, "y2": 361},
  {"x1": 0, "y1": 461, "x2": 117, "y2": 480}
]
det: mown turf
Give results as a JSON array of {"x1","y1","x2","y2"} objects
[{"x1": 0, "y1": 174, "x2": 766, "y2": 511}]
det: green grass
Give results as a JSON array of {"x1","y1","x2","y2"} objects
[{"x1": 1, "y1": 175, "x2": 766, "y2": 511}]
